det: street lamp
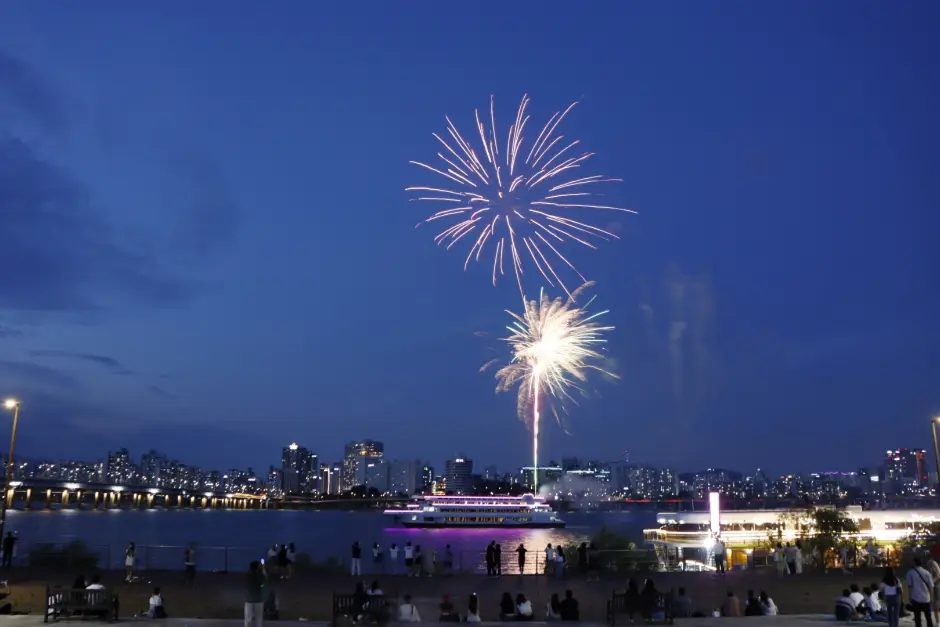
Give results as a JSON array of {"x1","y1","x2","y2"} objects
[{"x1": 0, "y1": 398, "x2": 21, "y2": 541}]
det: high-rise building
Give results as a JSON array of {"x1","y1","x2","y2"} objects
[
  {"x1": 281, "y1": 443, "x2": 318, "y2": 494},
  {"x1": 421, "y1": 464, "x2": 434, "y2": 492},
  {"x1": 140, "y1": 450, "x2": 169, "y2": 487},
  {"x1": 388, "y1": 460, "x2": 423, "y2": 495},
  {"x1": 884, "y1": 449, "x2": 928, "y2": 488},
  {"x1": 364, "y1": 459, "x2": 389, "y2": 493},
  {"x1": 342, "y1": 440, "x2": 384, "y2": 491},
  {"x1": 445, "y1": 458, "x2": 473, "y2": 494},
  {"x1": 106, "y1": 449, "x2": 136, "y2": 485}
]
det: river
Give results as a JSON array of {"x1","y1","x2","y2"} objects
[{"x1": 6, "y1": 508, "x2": 657, "y2": 572}]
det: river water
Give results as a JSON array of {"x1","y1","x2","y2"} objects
[{"x1": 6, "y1": 508, "x2": 657, "y2": 572}]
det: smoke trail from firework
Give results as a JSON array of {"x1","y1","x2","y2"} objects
[
  {"x1": 409, "y1": 95, "x2": 635, "y2": 299},
  {"x1": 481, "y1": 282, "x2": 616, "y2": 491}
]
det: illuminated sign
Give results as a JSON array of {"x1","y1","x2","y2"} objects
[{"x1": 709, "y1": 492, "x2": 720, "y2": 534}]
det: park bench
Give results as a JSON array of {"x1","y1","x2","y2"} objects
[
  {"x1": 332, "y1": 592, "x2": 393, "y2": 626},
  {"x1": 44, "y1": 586, "x2": 119, "y2": 622},
  {"x1": 607, "y1": 589, "x2": 673, "y2": 626}
]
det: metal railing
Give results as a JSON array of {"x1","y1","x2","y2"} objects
[{"x1": 11, "y1": 541, "x2": 660, "y2": 576}]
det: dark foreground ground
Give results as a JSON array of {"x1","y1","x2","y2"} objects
[{"x1": 1, "y1": 566, "x2": 892, "y2": 621}]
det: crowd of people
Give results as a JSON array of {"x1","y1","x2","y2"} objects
[
  {"x1": 834, "y1": 558, "x2": 940, "y2": 627},
  {"x1": 345, "y1": 577, "x2": 581, "y2": 623}
]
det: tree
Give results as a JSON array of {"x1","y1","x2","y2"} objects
[{"x1": 809, "y1": 508, "x2": 859, "y2": 570}]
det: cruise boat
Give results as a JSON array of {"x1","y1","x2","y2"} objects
[{"x1": 384, "y1": 494, "x2": 565, "y2": 528}]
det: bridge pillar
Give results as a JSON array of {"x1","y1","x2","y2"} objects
[
  {"x1": 61, "y1": 489, "x2": 70, "y2": 508},
  {"x1": 44, "y1": 489, "x2": 52, "y2": 509},
  {"x1": 147, "y1": 494, "x2": 154, "y2": 508},
  {"x1": 24, "y1": 487, "x2": 31, "y2": 510},
  {"x1": 201, "y1": 496, "x2": 207, "y2": 508},
  {"x1": 4, "y1": 488, "x2": 12, "y2": 509},
  {"x1": 75, "y1": 490, "x2": 83, "y2": 509},
  {"x1": 93, "y1": 491, "x2": 100, "y2": 509}
]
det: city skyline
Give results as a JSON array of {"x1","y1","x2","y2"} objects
[{"x1": 0, "y1": 3, "x2": 937, "y2": 474}]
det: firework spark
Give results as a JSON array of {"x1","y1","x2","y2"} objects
[
  {"x1": 481, "y1": 282, "x2": 616, "y2": 491},
  {"x1": 409, "y1": 95, "x2": 635, "y2": 299}
]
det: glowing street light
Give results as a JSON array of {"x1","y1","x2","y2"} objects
[{"x1": 1, "y1": 398, "x2": 22, "y2": 540}]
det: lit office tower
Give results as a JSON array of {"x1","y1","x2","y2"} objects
[
  {"x1": 342, "y1": 440, "x2": 385, "y2": 491},
  {"x1": 445, "y1": 458, "x2": 473, "y2": 495},
  {"x1": 884, "y1": 449, "x2": 928, "y2": 488},
  {"x1": 281, "y1": 443, "x2": 318, "y2": 494},
  {"x1": 388, "y1": 460, "x2": 423, "y2": 495},
  {"x1": 421, "y1": 464, "x2": 434, "y2": 493}
]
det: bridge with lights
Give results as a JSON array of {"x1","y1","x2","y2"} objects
[{"x1": 3, "y1": 478, "x2": 268, "y2": 510}]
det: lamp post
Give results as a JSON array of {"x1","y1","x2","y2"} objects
[
  {"x1": 0, "y1": 398, "x2": 21, "y2": 541},
  {"x1": 932, "y1": 417, "x2": 940, "y2": 490}
]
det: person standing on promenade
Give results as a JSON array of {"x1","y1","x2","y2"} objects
[
  {"x1": 495, "y1": 543, "x2": 502, "y2": 577},
  {"x1": 1, "y1": 533, "x2": 16, "y2": 569},
  {"x1": 794, "y1": 541, "x2": 804, "y2": 575},
  {"x1": 544, "y1": 544, "x2": 555, "y2": 576},
  {"x1": 925, "y1": 556, "x2": 940, "y2": 626},
  {"x1": 774, "y1": 542, "x2": 786, "y2": 576},
  {"x1": 443, "y1": 544, "x2": 454, "y2": 575},
  {"x1": 906, "y1": 558, "x2": 934, "y2": 627},
  {"x1": 882, "y1": 567, "x2": 902, "y2": 627},
  {"x1": 516, "y1": 544, "x2": 527, "y2": 575},
  {"x1": 389, "y1": 543, "x2": 399, "y2": 575},
  {"x1": 286, "y1": 543, "x2": 296, "y2": 579},
  {"x1": 184, "y1": 543, "x2": 196, "y2": 586},
  {"x1": 485, "y1": 542, "x2": 495, "y2": 577},
  {"x1": 555, "y1": 546, "x2": 565, "y2": 579},
  {"x1": 351, "y1": 541, "x2": 362, "y2": 576},
  {"x1": 713, "y1": 537, "x2": 726, "y2": 574},
  {"x1": 372, "y1": 543, "x2": 383, "y2": 574},
  {"x1": 414, "y1": 545, "x2": 423, "y2": 577},
  {"x1": 404, "y1": 542, "x2": 414, "y2": 576},
  {"x1": 125, "y1": 542, "x2": 136, "y2": 583},
  {"x1": 245, "y1": 560, "x2": 266, "y2": 627},
  {"x1": 784, "y1": 542, "x2": 795, "y2": 574}
]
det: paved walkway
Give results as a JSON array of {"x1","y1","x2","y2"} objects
[{"x1": 0, "y1": 614, "x2": 858, "y2": 626}]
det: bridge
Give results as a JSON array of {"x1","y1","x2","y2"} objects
[
  {"x1": 3, "y1": 478, "x2": 268, "y2": 510},
  {"x1": 1, "y1": 479, "x2": 412, "y2": 511}
]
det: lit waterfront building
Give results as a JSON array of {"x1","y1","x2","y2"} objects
[
  {"x1": 483, "y1": 465, "x2": 499, "y2": 481},
  {"x1": 318, "y1": 463, "x2": 342, "y2": 495},
  {"x1": 388, "y1": 459, "x2": 422, "y2": 495},
  {"x1": 281, "y1": 443, "x2": 318, "y2": 494},
  {"x1": 223, "y1": 468, "x2": 258, "y2": 493},
  {"x1": 364, "y1": 459, "x2": 389, "y2": 493},
  {"x1": 342, "y1": 440, "x2": 384, "y2": 491},
  {"x1": 421, "y1": 464, "x2": 434, "y2": 492},
  {"x1": 445, "y1": 458, "x2": 474, "y2": 494},
  {"x1": 884, "y1": 448, "x2": 928, "y2": 493},
  {"x1": 678, "y1": 468, "x2": 742, "y2": 499},
  {"x1": 106, "y1": 449, "x2": 137, "y2": 485},
  {"x1": 140, "y1": 450, "x2": 170, "y2": 487}
]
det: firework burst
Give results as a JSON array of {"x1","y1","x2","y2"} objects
[
  {"x1": 409, "y1": 95, "x2": 635, "y2": 299},
  {"x1": 481, "y1": 282, "x2": 616, "y2": 491}
]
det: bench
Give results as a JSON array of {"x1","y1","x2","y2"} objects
[
  {"x1": 607, "y1": 590, "x2": 673, "y2": 626},
  {"x1": 332, "y1": 593, "x2": 393, "y2": 626},
  {"x1": 45, "y1": 587, "x2": 119, "y2": 623}
]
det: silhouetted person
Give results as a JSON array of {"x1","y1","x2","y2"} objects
[
  {"x1": 516, "y1": 544, "x2": 527, "y2": 574},
  {"x1": 559, "y1": 590, "x2": 579, "y2": 621},
  {"x1": 1, "y1": 533, "x2": 15, "y2": 568}
]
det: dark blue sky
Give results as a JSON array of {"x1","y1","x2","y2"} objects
[{"x1": 1, "y1": 2, "x2": 937, "y2": 475}]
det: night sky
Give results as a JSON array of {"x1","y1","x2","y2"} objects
[{"x1": 1, "y1": 2, "x2": 937, "y2": 475}]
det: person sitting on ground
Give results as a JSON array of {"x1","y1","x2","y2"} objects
[
  {"x1": 849, "y1": 583, "x2": 866, "y2": 614},
  {"x1": 466, "y1": 594, "x2": 481, "y2": 623},
  {"x1": 515, "y1": 593, "x2": 534, "y2": 621},
  {"x1": 398, "y1": 594, "x2": 421, "y2": 622},
  {"x1": 670, "y1": 587, "x2": 692, "y2": 618},
  {"x1": 148, "y1": 587, "x2": 167, "y2": 619},
  {"x1": 835, "y1": 589, "x2": 858, "y2": 621},
  {"x1": 559, "y1": 590, "x2": 579, "y2": 622},
  {"x1": 499, "y1": 593, "x2": 516, "y2": 621},
  {"x1": 744, "y1": 590, "x2": 762, "y2": 616},
  {"x1": 640, "y1": 578, "x2": 665, "y2": 622},
  {"x1": 85, "y1": 575, "x2": 105, "y2": 590},
  {"x1": 546, "y1": 593, "x2": 561, "y2": 621},
  {"x1": 759, "y1": 591, "x2": 778, "y2": 616},
  {"x1": 367, "y1": 580, "x2": 384, "y2": 596},
  {"x1": 439, "y1": 594, "x2": 459, "y2": 622},
  {"x1": 864, "y1": 587, "x2": 885, "y2": 620},
  {"x1": 721, "y1": 589, "x2": 742, "y2": 617},
  {"x1": 352, "y1": 581, "x2": 369, "y2": 623}
]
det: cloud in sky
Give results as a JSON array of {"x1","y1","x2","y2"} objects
[
  {"x1": 0, "y1": 49, "x2": 237, "y2": 318},
  {"x1": 28, "y1": 349, "x2": 130, "y2": 373}
]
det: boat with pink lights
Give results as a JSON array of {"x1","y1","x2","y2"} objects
[{"x1": 384, "y1": 494, "x2": 565, "y2": 528}]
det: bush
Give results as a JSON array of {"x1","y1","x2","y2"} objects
[{"x1": 29, "y1": 540, "x2": 100, "y2": 570}]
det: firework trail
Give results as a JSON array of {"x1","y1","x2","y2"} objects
[
  {"x1": 481, "y1": 282, "x2": 616, "y2": 491},
  {"x1": 409, "y1": 95, "x2": 635, "y2": 299}
]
